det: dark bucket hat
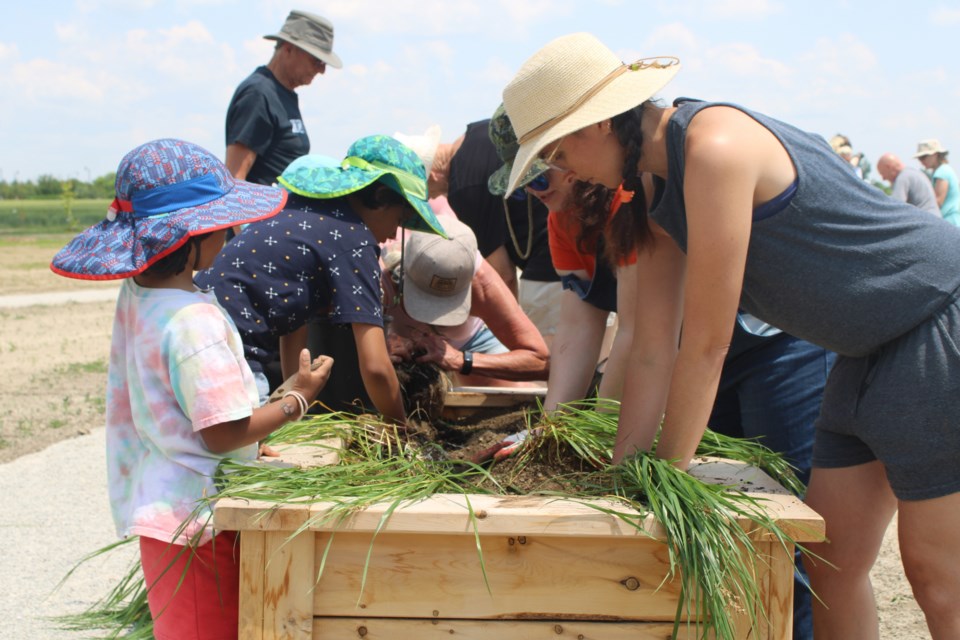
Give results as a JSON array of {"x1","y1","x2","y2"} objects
[
  {"x1": 487, "y1": 103, "x2": 550, "y2": 197},
  {"x1": 278, "y1": 135, "x2": 446, "y2": 237},
  {"x1": 51, "y1": 139, "x2": 286, "y2": 281},
  {"x1": 265, "y1": 10, "x2": 343, "y2": 69}
]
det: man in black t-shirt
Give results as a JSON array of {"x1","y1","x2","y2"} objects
[{"x1": 225, "y1": 10, "x2": 342, "y2": 185}]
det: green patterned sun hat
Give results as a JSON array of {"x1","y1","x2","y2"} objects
[
  {"x1": 487, "y1": 103, "x2": 549, "y2": 196},
  {"x1": 278, "y1": 135, "x2": 446, "y2": 236}
]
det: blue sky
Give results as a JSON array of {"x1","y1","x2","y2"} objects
[{"x1": 2, "y1": 0, "x2": 959, "y2": 184}]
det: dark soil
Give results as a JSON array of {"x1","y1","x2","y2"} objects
[{"x1": 395, "y1": 362, "x2": 595, "y2": 494}]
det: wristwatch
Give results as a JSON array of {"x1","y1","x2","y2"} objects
[{"x1": 460, "y1": 350, "x2": 474, "y2": 375}]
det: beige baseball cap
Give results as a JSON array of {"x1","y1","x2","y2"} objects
[{"x1": 401, "y1": 218, "x2": 477, "y2": 326}]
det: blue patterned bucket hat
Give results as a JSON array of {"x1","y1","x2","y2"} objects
[
  {"x1": 487, "y1": 103, "x2": 550, "y2": 197},
  {"x1": 51, "y1": 138, "x2": 286, "y2": 280},
  {"x1": 278, "y1": 134, "x2": 446, "y2": 237}
]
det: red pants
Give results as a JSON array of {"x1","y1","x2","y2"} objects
[{"x1": 139, "y1": 532, "x2": 240, "y2": 640}]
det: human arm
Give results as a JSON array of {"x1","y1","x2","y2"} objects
[
  {"x1": 595, "y1": 261, "x2": 637, "y2": 405},
  {"x1": 279, "y1": 324, "x2": 309, "y2": 381},
  {"x1": 201, "y1": 349, "x2": 333, "y2": 453},
  {"x1": 353, "y1": 322, "x2": 407, "y2": 424},
  {"x1": 484, "y1": 245, "x2": 519, "y2": 298},
  {"x1": 542, "y1": 286, "x2": 609, "y2": 410},
  {"x1": 933, "y1": 175, "x2": 949, "y2": 208},
  {"x1": 633, "y1": 107, "x2": 780, "y2": 469},
  {"x1": 225, "y1": 142, "x2": 258, "y2": 181},
  {"x1": 429, "y1": 261, "x2": 549, "y2": 382}
]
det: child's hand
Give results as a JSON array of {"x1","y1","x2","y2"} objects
[{"x1": 291, "y1": 349, "x2": 333, "y2": 401}]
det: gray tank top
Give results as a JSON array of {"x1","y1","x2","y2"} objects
[{"x1": 650, "y1": 100, "x2": 960, "y2": 357}]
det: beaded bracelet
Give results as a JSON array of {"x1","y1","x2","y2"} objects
[{"x1": 281, "y1": 390, "x2": 309, "y2": 421}]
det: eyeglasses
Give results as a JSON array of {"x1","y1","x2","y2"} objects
[{"x1": 509, "y1": 173, "x2": 550, "y2": 200}]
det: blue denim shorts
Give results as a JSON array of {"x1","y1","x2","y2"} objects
[
  {"x1": 813, "y1": 296, "x2": 960, "y2": 500},
  {"x1": 461, "y1": 325, "x2": 509, "y2": 355}
]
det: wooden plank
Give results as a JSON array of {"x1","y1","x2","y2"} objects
[
  {"x1": 214, "y1": 458, "x2": 823, "y2": 543},
  {"x1": 261, "y1": 437, "x2": 340, "y2": 468},
  {"x1": 313, "y1": 617, "x2": 698, "y2": 639},
  {"x1": 261, "y1": 531, "x2": 315, "y2": 639},
  {"x1": 238, "y1": 531, "x2": 266, "y2": 640},
  {"x1": 309, "y1": 531, "x2": 683, "y2": 621}
]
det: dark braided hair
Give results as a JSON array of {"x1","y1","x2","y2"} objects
[
  {"x1": 570, "y1": 100, "x2": 655, "y2": 267},
  {"x1": 609, "y1": 101, "x2": 654, "y2": 259}
]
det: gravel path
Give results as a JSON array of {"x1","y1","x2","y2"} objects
[{"x1": 0, "y1": 427, "x2": 134, "y2": 640}]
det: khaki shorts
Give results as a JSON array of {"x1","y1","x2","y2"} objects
[{"x1": 519, "y1": 279, "x2": 562, "y2": 338}]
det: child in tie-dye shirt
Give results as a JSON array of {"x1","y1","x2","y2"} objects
[{"x1": 51, "y1": 139, "x2": 333, "y2": 640}]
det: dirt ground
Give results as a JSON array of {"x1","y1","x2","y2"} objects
[{"x1": 0, "y1": 234, "x2": 930, "y2": 638}]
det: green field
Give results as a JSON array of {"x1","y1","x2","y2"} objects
[{"x1": 0, "y1": 198, "x2": 111, "y2": 233}]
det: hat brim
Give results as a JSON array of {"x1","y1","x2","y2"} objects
[
  {"x1": 401, "y1": 275, "x2": 472, "y2": 326},
  {"x1": 51, "y1": 182, "x2": 287, "y2": 281},
  {"x1": 278, "y1": 166, "x2": 446, "y2": 237},
  {"x1": 265, "y1": 34, "x2": 343, "y2": 69},
  {"x1": 488, "y1": 157, "x2": 549, "y2": 196},
  {"x1": 505, "y1": 63, "x2": 680, "y2": 194}
]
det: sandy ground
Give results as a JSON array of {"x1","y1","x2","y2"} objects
[{"x1": 0, "y1": 235, "x2": 930, "y2": 638}]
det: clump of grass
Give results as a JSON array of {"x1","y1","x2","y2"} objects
[
  {"x1": 53, "y1": 538, "x2": 153, "y2": 639},
  {"x1": 57, "y1": 402, "x2": 813, "y2": 640}
]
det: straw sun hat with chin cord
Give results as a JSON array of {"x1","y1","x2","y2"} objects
[{"x1": 501, "y1": 32, "x2": 680, "y2": 194}]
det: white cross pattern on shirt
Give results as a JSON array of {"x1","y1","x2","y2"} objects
[
  {"x1": 266, "y1": 287, "x2": 278, "y2": 299},
  {"x1": 232, "y1": 257, "x2": 244, "y2": 268},
  {"x1": 267, "y1": 220, "x2": 279, "y2": 227},
  {"x1": 232, "y1": 283, "x2": 245, "y2": 293},
  {"x1": 240, "y1": 308, "x2": 252, "y2": 319},
  {"x1": 329, "y1": 229, "x2": 342, "y2": 241},
  {"x1": 298, "y1": 220, "x2": 312, "y2": 231},
  {"x1": 352, "y1": 285, "x2": 363, "y2": 295},
  {"x1": 296, "y1": 287, "x2": 304, "y2": 296},
  {"x1": 352, "y1": 248, "x2": 363, "y2": 258},
  {"x1": 329, "y1": 267, "x2": 340, "y2": 277},
  {"x1": 296, "y1": 270, "x2": 311, "y2": 281},
  {"x1": 297, "y1": 244, "x2": 310, "y2": 255},
  {"x1": 264, "y1": 262, "x2": 277, "y2": 273},
  {"x1": 264, "y1": 236, "x2": 278, "y2": 246},
  {"x1": 233, "y1": 240, "x2": 245, "y2": 248}
]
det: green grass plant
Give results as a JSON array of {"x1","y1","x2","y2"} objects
[
  {"x1": 55, "y1": 401, "x2": 813, "y2": 640},
  {"x1": 0, "y1": 198, "x2": 111, "y2": 233}
]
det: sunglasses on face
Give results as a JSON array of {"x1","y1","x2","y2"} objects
[{"x1": 509, "y1": 173, "x2": 550, "y2": 200}]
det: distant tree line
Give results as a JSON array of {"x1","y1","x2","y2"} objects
[{"x1": 0, "y1": 174, "x2": 116, "y2": 200}]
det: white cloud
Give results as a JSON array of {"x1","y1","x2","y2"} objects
[
  {"x1": 655, "y1": 0, "x2": 783, "y2": 19},
  {"x1": 931, "y1": 6, "x2": 960, "y2": 25},
  {"x1": 0, "y1": 41, "x2": 19, "y2": 62},
  {"x1": 11, "y1": 59, "x2": 104, "y2": 102},
  {"x1": 799, "y1": 34, "x2": 877, "y2": 76}
]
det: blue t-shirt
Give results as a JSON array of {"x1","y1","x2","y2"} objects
[{"x1": 195, "y1": 194, "x2": 384, "y2": 373}]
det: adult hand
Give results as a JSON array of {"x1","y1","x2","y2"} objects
[
  {"x1": 469, "y1": 429, "x2": 535, "y2": 464},
  {"x1": 412, "y1": 332, "x2": 457, "y2": 370},
  {"x1": 386, "y1": 333, "x2": 417, "y2": 363}
]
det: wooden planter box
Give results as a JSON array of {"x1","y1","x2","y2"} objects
[{"x1": 214, "y1": 446, "x2": 823, "y2": 640}]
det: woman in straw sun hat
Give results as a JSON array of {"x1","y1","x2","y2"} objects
[
  {"x1": 914, "y1": 138, "x2": 959, "y2": 225},
  {"x1": 51, "y1": 139, "x2": 334, "y2": 639},
  {"x1": 502, "y1": 32, "x2": 960, "y2": 639}
]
